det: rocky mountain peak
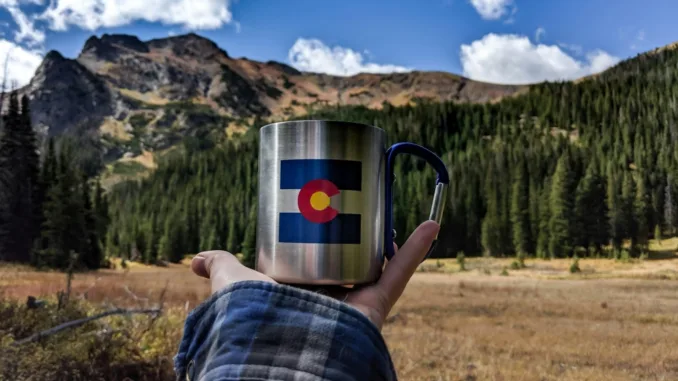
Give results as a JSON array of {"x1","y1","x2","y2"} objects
[
  {"x1": 146, "y1": 33, "x2": 229, "y2": 61},
  {"x1": 32, "y1": 50, "x2": 74, "y2": 85},
  {"x1": 100, "y1": 34, "x2": 149, "y2": 52},
  {"x1": 27, "y1": 52, "x2": 113, "y2": 136},
  {"x1": 80, "y1": 33, "x2": 149, "y2": 63}
]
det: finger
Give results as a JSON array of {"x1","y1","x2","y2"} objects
[
  {"x1": 192, "y1": 251, "x2": 276, "y2": 293},
  {"x1": 376, "y1": 220, "x2": 439, "y2": 307}
]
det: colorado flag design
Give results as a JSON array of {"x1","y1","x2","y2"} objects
[{"x1": 278, "y1": 159, "x2": 362, "y2": 244}]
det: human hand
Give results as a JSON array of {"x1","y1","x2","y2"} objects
[{"x1": 191, "y1": 220, "x2": 440, "y2": 330}]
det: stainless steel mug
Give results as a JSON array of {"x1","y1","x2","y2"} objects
[{"x1": 255, "y1": 120, "x2": 449, "y2": 285}]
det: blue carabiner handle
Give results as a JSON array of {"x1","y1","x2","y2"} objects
[{"x1": 384, "y1": 142, "x2": 450, "y2": 261}]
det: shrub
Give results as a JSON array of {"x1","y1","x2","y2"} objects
[
  {"x1": 570, "y1": 255, "x2": 581, "y2": 273},
  {"x1": 517, "y1": 252, "x2": 526, "y2": 268},
  {"x1": 456, "y1": 252, "x2": 466, "y2": 271},
  {"x1": 282, "y1": 76, "x2": 294, "y2": 89},
  {"x1": 500, "y1": 268, "x2": 509, "y2": 276},
  {"x1": 619, "y1": 249, "x2": 631, "y2": 263},
  {"x1": 0, "y1": 299, "x2": 181, "y2": 381},
  {"x1": 510, "y1": 252, "x2": 527, "y2": 270}
]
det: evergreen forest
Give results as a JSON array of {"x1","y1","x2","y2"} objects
[{"x1": 3, "y1": 46, "x2": 678, "y2": 268}]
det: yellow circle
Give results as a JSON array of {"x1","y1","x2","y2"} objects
[{"x1": 310, "y1": 191, "x2": 331, "y2": 211}]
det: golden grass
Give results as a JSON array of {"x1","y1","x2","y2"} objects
[
  {"x1": 99, "y1": 117, "x2": 132, "y2": 142},
  {"x1": 0, "y1": 261, "x2": 210, "y2": 311},
  {"x1": 386, "y1": 273, "x2": 678, "y2": 380},
  {"x1": 118, "y1": 150, "x2": 157, "y2": 169},
  {"x1": 119, "y1": 88, "x2": 170, "y2": 106},
  {"x1": 226, "y1": 120, "x2": 249, "y2": 138},
  {"x1": 2, "y1": 255, "x2": 678, "y2": 380}
]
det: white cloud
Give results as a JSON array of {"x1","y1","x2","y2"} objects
[
  {"x1": 558, "y1": 42, "x2": 583, "y2": 56},
  {"x1": 288, "y1": 38, "x2": 411, "y2": 76},
  {"x1": 586, "y1": 50, "x2": 620, "y2": 74},
  {"x1": 535, "y1": 27, "x2": 545, "y2": 43},
  {"x1": 460, "y1": 33, "x2": 621, "y2": 84},
  {"x1": 6, "y1": 5, "x2": 45, "y2": 46},
  {"x1": 469, "y1": 0, "x2": 514, "y2": 20},
  {"x1": 0, "y1": 38, "x2": 43, "y2": 87},
  {"x1": 39, "y1": 0, "x2": 233, "y2": 31},
  {"x1": 503, "y1": 4, "x2": 517, "y2": 24}
]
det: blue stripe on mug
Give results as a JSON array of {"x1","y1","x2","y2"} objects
[
  {"x1": 278, "y1": 213, "x2": 361, "y2": 244},
  {"x1": 279, "y1": 159, "x2": 362, "y2": 190}
]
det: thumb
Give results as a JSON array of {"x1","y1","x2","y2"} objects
[
  {"x1": 192, "y1": 251, "x2": 276, "y2": 293},
  {"x1": 191, "y1": 251, "x2": 240, "y2": 279},
  {"x1": 376, "y1": 220, "x2": 439, "y2": 307}
]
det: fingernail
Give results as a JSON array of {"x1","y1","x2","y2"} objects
[
  {"x1": 426, "y1": 220, "x2": 441, "y2": 234},
  {"x1": 191, "y1": 255, "x2": 209, "y2": 278},
  {"x1": 192, "y1": 255, "x2": 206, "y2": 270}
]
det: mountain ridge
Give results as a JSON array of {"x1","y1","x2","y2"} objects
[{"x1": 22, "y1": 33, "x2": 525, "y2": 136}]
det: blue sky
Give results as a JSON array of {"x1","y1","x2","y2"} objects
[{"x1": 0, "y1": 0, "x2": 676, "y2": 87}]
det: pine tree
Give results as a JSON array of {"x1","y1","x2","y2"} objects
[
  {"x1": 38, "y1": 147, "x2": 87, "y2": 269},
  {"x1": 35, "y1": 138, "x2": 57, "y2": 257},
  {"x1": 664, "y1": 174, "x2": 675, "y2": 235},
  {"x1": 226, "y1": 210, "x2": 238, "y2": 252},
  {"x1": 241, "y1": 204, "x2": 257, "y2": 268},
  {"x1": 654, "y1": 224, "x2": 662, "y2": 243},
  {"x1": 537, "y1": 179, "x2": 552, "y2": 258},
  {"x1": 634, "y1": 175, "x2": 650, "y2": 255},
  {"x1": 549, "y1": 155, "x2": 576, "y2": 258},
  {"x1": 158, "y1": 213, "x2": 185, "y2": 263},
  {"x1": 574, "y1": 164, "x2": 608, "y2": 255},
  {"x1": 93, "y1": 178, "x2": 109, "y2": 241},
  {"x1": 144, "y1": 213, "x2": 158, "y2": 263},
  {"x1": 481, "y1": 167, "x2": 503, "y2": 257},
  {"x1": 510, "y1": 159, "x2": 532, "y2": 255},
  {"x1": 607, "y1": 166, "x2": 624, "y2": 255},
  {"x1": 621, "y1": 171, "x2": 637, "y2": 253},
  {"x1": 80, "y1": 175, "x2": 102, "y2": 269},
  {"x1": 0, "y1": 92, "x2": 40, "y2": 262}
]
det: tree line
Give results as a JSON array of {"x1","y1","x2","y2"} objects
[{"x1": 0, "y1": 91, "x2": 109, "y2": 269}]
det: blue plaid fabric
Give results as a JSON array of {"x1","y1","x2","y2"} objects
[{"x1": 174, "y1": 281, "x2": 397, "y2": 381}]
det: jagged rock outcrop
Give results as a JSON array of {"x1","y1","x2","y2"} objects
[{"x1": 27, "y1": 50, "x2": 113, "y2": 136}]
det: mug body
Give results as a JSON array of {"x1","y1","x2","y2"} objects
[{"x1": 256, "y1": 120, "x2": 386, "y2": 285}]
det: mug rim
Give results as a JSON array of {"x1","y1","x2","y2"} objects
[{"x1": 260, "y1": 119, "x2": 384, "y2": 133}]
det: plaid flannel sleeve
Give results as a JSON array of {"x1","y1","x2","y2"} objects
[{"x1": 174, "y1": 280, "x2": 397, "y2": 381}]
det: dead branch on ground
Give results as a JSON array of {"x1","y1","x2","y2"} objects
[
  {"x1": 12, "y1": 308, "x2": 161, "y2": 346},
  {"x1": 123, "y1": 285, "x2": 149, "y2": 304}
]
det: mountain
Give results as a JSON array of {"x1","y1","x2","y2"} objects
[{"x1": 20, "y1": 32, "x2": 524, "y2": 164}]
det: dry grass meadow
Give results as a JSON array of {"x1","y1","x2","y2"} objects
[{"x1": 2, "y1": 241, "x2": 678, "y2": 380}]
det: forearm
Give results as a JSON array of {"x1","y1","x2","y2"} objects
[{"x1": 175, "y1": 281, "x2": 397, "y2": 381}]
